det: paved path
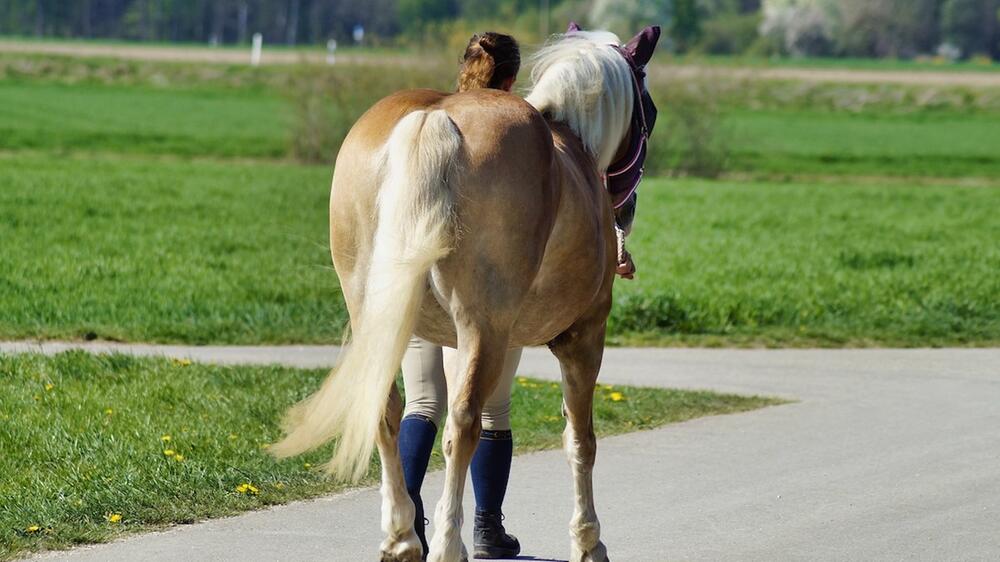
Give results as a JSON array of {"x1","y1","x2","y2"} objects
[{"x1": 7, "y1": 343, "x2": 1000, "y2": 561}]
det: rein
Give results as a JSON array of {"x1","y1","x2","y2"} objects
[{"x1": 605, "y1": 45, "x2": 653, "y2": 209}]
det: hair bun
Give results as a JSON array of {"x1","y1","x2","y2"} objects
[
  {"x1": 478, "y1": 33, "x2": 497, "y2": 52},
  {"x1": 457, "y1": 32, "x2": 520, "y2": 92}
]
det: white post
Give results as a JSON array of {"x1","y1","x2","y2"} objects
[
  {"x1": 251, "y1": 33, "x2": 263, "y2": 66},
  {"x1": 326, "y1": 39, "x2": 338, "y2": 65}
]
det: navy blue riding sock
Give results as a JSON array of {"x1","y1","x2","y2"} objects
[
  {"x1": 471, "y1": 429, "x2": 514, "y2": 514},
  {"x1": 399, "y1": 414, "x2": 438, "y2": 547}
]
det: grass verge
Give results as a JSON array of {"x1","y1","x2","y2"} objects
[
  {"x1": 613, "y1": 178, "x2": 1000, "y2": 346},
  {"x1": 0, "y1": 153, "x2": 341, "y2": 344},
  {"x1": 0, "y1": 351, "x2": 781, "y2": 560},
  {"x1": 3, "y1": 153, "x2": 999, "y2": 346}
]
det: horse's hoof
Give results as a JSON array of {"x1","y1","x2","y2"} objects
[
  {"x1": 379, "y1": 550, "x2": 423, "y2": 562},
  {"x1": 571, "y1": 540, "x2": 609, "y2": 562},
  {"x1": 380, "y1": 535, "x2": 424, "y2": 562}
]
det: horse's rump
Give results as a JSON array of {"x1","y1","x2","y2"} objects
[{"x1": 332, "y1": 88, "x2": 613, "y2": 349}]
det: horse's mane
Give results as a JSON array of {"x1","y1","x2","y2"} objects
[{"x1": 525, "y1": 30, "x2": 634, "y2": 171}]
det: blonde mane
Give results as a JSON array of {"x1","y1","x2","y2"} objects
[{"x1": 525, "y1": 30, "x2": 635, "y2": 171}]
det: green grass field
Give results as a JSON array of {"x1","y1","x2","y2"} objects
[
  {"x1": 2, "y1": 152, "x2": 997, "y2": 346},
  {"x1": 0, "y1": 81, "x2": 289, "y2": 158},
  {"x1": 724, "y1": 110, "x2": 1000, "y2": 177},
  {"x1": 0, "y1": 351, "x2": 780, "y2": 560},
  {"x1": 0, "y1": 154, "x2": 339, "y2": 344},
  {"x1": 614, "y1": 178, "x2": 1000, "y2": 346},
  {"x1": 5, "y1": 78, "x2": 999, "y2": 177},
  {"x1": 1, "y1": 54, "x2": 999, "y2": 347}
]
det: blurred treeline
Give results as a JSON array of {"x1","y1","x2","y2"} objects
[{"x1": 1, "y1": 0, "x2": 998, "y2": 61}]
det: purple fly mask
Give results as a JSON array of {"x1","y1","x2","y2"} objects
[
  {"x1": 563, "y1": 23, "x2": 660, "y2": 208},
  {"x1": 606, "y1": 26, "x2": 660, "y2": 209}
]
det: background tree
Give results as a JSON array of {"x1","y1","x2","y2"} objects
[
  {"x1": 837, "y1": 0, "x2": 906, "y2": 57},
  {"x1": 672, "y1": 0, "x2": 703, "y2": 52},
  {"x1": 589, "y1": 0, "x2": 671, "y2": 43},
  {"x1": 942, "y1": 0, "x2": 1000, "y2": 58},
  {"x1": 759, "y1": 0, "x2": 839, "y2": 56}
]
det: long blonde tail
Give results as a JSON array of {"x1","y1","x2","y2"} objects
[{"x1": 271, "y1": 109, "x2": 460, "y2": 481}]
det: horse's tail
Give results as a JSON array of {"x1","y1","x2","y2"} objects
[{"x1": 271, "y1": 109, "x2": 459, "y2": 481}]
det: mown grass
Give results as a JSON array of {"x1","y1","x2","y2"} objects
[
  {"x1": 4, "y1": 65, "x2": 1000, "y2": 178},
  {"x1": 612, "y1": 178, "x2": 1000, "y2": 346},
  {"x1": 2, "y1": 55, "x2": 999, "y2": 346},
  {"x1": 723, "y1": 110, "x2": 1000, "y2": 177},
  {"x1": 0, "y1": 81, "x2": 289, "y2": 159},
  {"x1": 0, "y1": 154, "x2": 340, "y2": 344},
  {"x1": 0, "y1": 351, "x2": 781, "y2": 560},
  {"x1": 2, "y1": 152, "x2": 998, "y2": 346}
]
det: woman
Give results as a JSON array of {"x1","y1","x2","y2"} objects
[{"x1": 398, "y1": 32, "x2": 524, "y2": 561}]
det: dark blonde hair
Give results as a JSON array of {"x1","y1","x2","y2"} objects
[{"x1": 457, "y1": 32, "x2": 520, "y2": 92}]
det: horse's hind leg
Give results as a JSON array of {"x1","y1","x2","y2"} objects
[
  {"x1": 428, "y1": 327, "x2": 510, "y2": 562},
  {"x1": 549, "y1": 297, "x2": 613, "y2": 562},
  {"x1": 377, "y1": 384, "x2": 424, "y2": 562}
]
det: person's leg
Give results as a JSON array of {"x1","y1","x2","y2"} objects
[
  {"x1": 470, "y1": 346, "x2": 523, "y2": 559},
  {"x1": 399, "y1": 336, "x2": 447, "y2": 556}
]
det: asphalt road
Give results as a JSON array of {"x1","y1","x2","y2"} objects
[{"x1": 7, "y1": 343, "x2": 999, "y2": 562}]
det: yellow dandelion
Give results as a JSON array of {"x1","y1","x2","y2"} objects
[
  {"x1": 163, "y1": 449, "x2": 176, "y2": 457},
  {"x1": 173, "y1": 454, "x2": 185, "y2": 462},
  {"x1": 104, "y1": 408, "x2": 113, "y2": 415},
  {"x1": 235, "y1": 483, "x2": 259, "y2": 495},
  {"x1": 274, "y1": 482, "x2": 285, "y2": 489},
  {"x1": 609, "y1": 392, "x2": 625, "y2": 402},
  {"x1": 160, "y1": 435, "x2": 171, "y2": 442},
  {"x1": 44, "y1": 383, "x2": 55, "y2": 391},
  {"x1": 106, "y1": 513, "x2": 122, "y2": 524},
  {"x1": 25, "y1": 525, "x2": 41, "y2": 533},
  {"x1": 172, "y1": 358, "x2": 192, "y2": 367}
]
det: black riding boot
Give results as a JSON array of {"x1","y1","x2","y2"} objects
[{"x1": 473, "y1": 509, "x2": 521, "y2": 559}]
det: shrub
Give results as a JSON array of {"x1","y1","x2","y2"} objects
[
  {"x1": 697, "y1": 12, "x2": 762, "y2": 55},
  {"x1": 286, "y1": 62, "x2": 454, "y2": 164},
  {"x1": 646, "y1": 73, "x2": 731, "y2": 178}
]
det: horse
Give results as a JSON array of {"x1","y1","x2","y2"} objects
[{"x1": 271, "y1": 26, "x2": 661, "y2": 562}]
